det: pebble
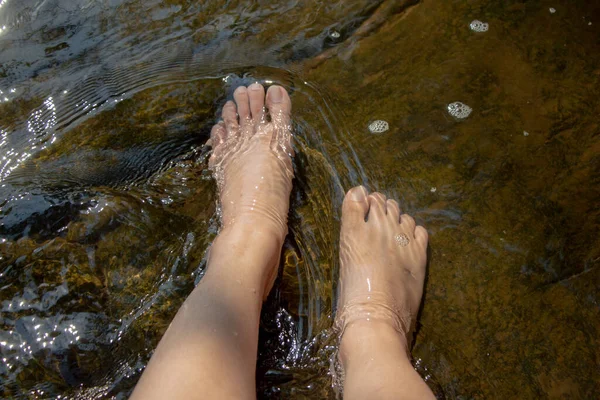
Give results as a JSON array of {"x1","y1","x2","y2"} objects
[
  {"x1": 368, "y1": 120, "x2": 389, "y2": 134},
  {"x1": 523, "y1": 131, "x2": 529, "y2": 137},
  {"x1": 549, "y1": 8, "x2": 556, "y2": 14},
  {"x1": 430, "y1": 187, "x2": 437, "y2": 193},
  {"x1": 330, "y1": 30, "x2": 341, "y2": 39},
  {"x1": 447, "y1": 102, "x2": 472, "y2": 120},
  {"x1": 469, "y1": 20, "x2": 489, "y2": 33}
]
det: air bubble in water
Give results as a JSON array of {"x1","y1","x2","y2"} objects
[
  {"x1": 368, "y1": 120, "x2": 389, "y2": 134},
  {"x1": 447, "y1": 102, "x2": 472, "y2": 120},
  {"x1": 470, "y1": 20, "x2": 489, "y2": 32}
]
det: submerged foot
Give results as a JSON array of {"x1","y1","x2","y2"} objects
[
  {"x1": 336, "y1": 186, "x2": 428, "y2": 353},
  {"x1": 208, "y1": 83, "x2": 294, "y2": 296}
]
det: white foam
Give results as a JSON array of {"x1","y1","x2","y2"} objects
[
  {"x1": 470, "y1": 20, "x2": 489, "y2": 33},
  {"x1": 447, "y1": 102, "x2": 472, "y2": 120},
  {"x1": 368, "y1": 120, "x2": 389, "y2": 134}
]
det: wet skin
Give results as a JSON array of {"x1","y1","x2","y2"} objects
[
  {"x1": 132, "y1": 84, "x2": 433, "y2": 399},
  {"x1": 336, "y1": 186, "x2": 434, "y2": 400},
  {"x1": 208, "y1": 83, "x2": 295, "y2": 298},
  {"x1": 131, "y1": 84, "x2": 296, "y2": 400}
]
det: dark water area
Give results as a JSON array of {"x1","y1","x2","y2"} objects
[{"x1": 1, "y1": 0, "x2": 599, "y2": 398}]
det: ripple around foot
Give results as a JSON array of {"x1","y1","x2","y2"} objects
[{"x1": 0, "y1": 64, "x2": 370, "y2": 398}]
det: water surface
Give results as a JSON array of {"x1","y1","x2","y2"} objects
[{"x1": 1, "y1": 0, "x2": 599, "y2": 398}]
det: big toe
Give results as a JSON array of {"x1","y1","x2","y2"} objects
[
  {"x1": 342, "y1": 186, "x2": 370, "y2": 226},
  {"x1": 266, "y1": 85, "x2": 293, "y2": 154},
  {"x1": 266, "y1": 85, "x2": 292, "y2": 122}
]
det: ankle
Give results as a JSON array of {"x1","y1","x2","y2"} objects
[
  {"x1": 207, "y1": 222, "x2": 283, "y2": 292},
  {"x1": 339, "y1": 320, "x2": 411, "y2": 370},
  {"x1": 222, "y1": 215, "x2": 287, "y2": 247}
]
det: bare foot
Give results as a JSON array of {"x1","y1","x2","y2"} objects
[
  {"x1": 336, "y1": 186, "x2": 429, "y2": 353},
  {"x1": 131, "y1": 85, "x2": 294, "y2": 400},
  {"x1": 208, "y1": 83, "x2": 294, "y2": 296}
]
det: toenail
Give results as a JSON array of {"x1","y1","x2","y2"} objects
[
  {"x1": 349, "y1": 186, "x2": 368, "y2": 201},
  {"x1": 235, "y1": 86, "x2": 247, "y2": 94},
  {"x1": 270, "y1": 86, "x2": 283, "y2": 103},
  {"x1": 250, "y1": 83, "x2": 263, "y2": 91}
]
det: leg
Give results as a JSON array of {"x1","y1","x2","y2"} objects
[
  {"x1": 336, "y1": 187, "x2": 435, "y2": 400},
  {"x1": 131, "y1": 83, "x2": 294, "y2": 400}
]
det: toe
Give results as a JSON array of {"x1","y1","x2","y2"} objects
[
  {"x1": 233, "y1": 86, "x2": 251, "y2": 127},
  {"x1": 248, "y1": 83, "x2": 266, "y2": 123},
  {"x1": 415, "y1": 225, "x2": 429, "y2": 248},
  {"x1": 208, "y1": 123, "x2": 226, "y2": 168},
  {"x1": 401, "y1": 213, "x2": 416, "y2": 233},
  {"x1": 342, "y1": 186, "x2": 370, "y2": 225},
  {"x1": 266, "y1": 85, "x2": 293, "y2": 156},
  {"x1": 210, "y1": 122, "x2": 226, "y2": 145},
  {"x1": 386, "y1": 199, "x2": 400, "y2": 222},
  {"x1": 367, "y1": 192, "x2": 387, "y2": 220},
  {"x1": 266, "y1": 85, "x2": 292, "y2": 122},
  {"x1": 222, "y1": 101, "x2": 239, "y2": 133}
]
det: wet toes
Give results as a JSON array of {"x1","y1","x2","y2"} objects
[
  {"x1": 248, "y1": 83, "x2": 265, "y2": 122},
  {"x1": 210, "y1": 122, "x2": 226, "y2": 145},
  {"x1": 233, "y1": 86, "x2": 251, "y2": 127},
  {"x1": 208, "y1": 125, "x2": 227, "y2": 168},
  {"x1": 401, "y1": 213, "x2": 416, "y2": 233},
  {"x1": 415, "y1": 225, "x2": 429, "y2": 248},
  {"x1": 266, "y1": 85, "x2": 292, "y2": 150},
  {"x1": 266, "y1": 85, "x2": 292, "y2": 122},
  {"x1": 367, "y1": 192, "x2": 387, "y2": 220},
  {"x1": 222, "y1": 100, "x2": 239, "y2": 133},
  {"x1": 342, "y1": 186, "x2": 370, "y2": 225},
  {"x1": 208, "y1": 123, "x2": 226, "y2": 168},
  {"x1": 386, "y1": 199, "x2": 400, "y2": 221}
]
